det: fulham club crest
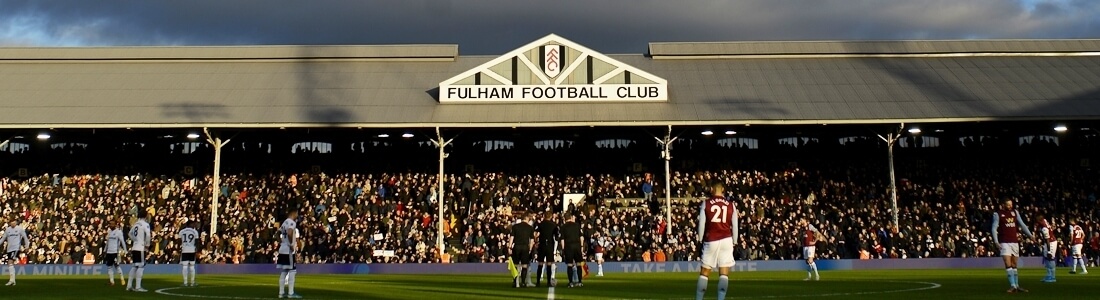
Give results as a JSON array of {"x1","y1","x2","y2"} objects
[{"x1": 542, "y1": 44, "x2": 562, "y2": 78}]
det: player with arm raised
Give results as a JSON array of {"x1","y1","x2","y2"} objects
[
  {"x1": 1069, "y1": 218, "x2": 1088, "y2": 275},
  {"x1": 1036, "y1": 215, "x2": 1058, "y2": 282},
  {"x1": 105, "y1": 220, "x2": 126, "y2": 286},
  {"x1": 277, "y1": 210, "x2": 301, "y2": 299},
  {"x1": 4, "y1": 219, "x2": 30, "y2": 286},
  {"x1": 991, "y1": 199, "x2": 1033, "y2": 293},
  {"x1": 696, "y1": 183, "x2": 738, "y2": 300},
  {"x1": 126, "y1": 210, "x2": 151, "y2": 292},
  {"x1": 509, "y1": 213, "x2": 536, "y2": 288},
  {"x1": 801, "y1": 219, "x2": 821, "y2": 281},
  {"x1": 179, "y1": 220, "x2": 200, "y2": 287}
]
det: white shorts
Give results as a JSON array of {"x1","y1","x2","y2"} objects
[
  {"x1": 1071, "y1": 244, "x2": 1083, "y2": 257},
  {"x1": 999, "y1": 243, "x2": 1020, "y2": 257},
  {"x1": 1042, "y1": 242, "x2": 1058, "y2": 258},
  {"x1": 803, "y1": 246, "x2": 816, "y2": 260},
  {"x1": 595, "y1": 253, "x2": 604, "y2": 262},
  {"x1": 701, "y1": 237, "x2": 735, "y2": 269}
]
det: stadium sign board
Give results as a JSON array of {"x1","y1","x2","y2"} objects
[{"x1": 439, "y1": 34, "x2": 668, "y2": 103}]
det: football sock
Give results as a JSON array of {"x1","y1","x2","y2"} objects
[
  {"x1": 810, "y1": 262, "x2": 819, "y2": 278},
  {"x1": 1005, "y1": 268, "x2": 1013, "y2": 287},
  {"x1": 717, "y1": 275, "x2": 729, "y2": 300},
  {"x1": 536, "y1": 265, "x2": 544, "y2": 284},
  {"x1": 1080, "y1": 258, "x2": 1089, "y2": 273},
  {"x1": 8, "y1": 265, "x2": 14, "y2": 282},
  {"x1": 545, "y1": 264, "x2": 553, "y2": 285},
  {"x1": 695, "y1": 275, "x2": 708, "y2": 300},
  {"x1": 279, "y1": 271, "x2": 288, "y2": 294},
  {"x1": 182, "y1": 265, "x2": 188, "y2": 284},
  {"x1": 288, "y1": 270, "x2": 297, "y2": 294},
  {"x1": 598, "y1": 263, "x2": 603, "y2": 275},
  {"x1": 136, "y1": 267, "x2": 144, "y2": 288},
  {"x1": 109, "y1": 266, "x2": 115, "y2": 284},
  {"x1": 1073, "y1": 258, "x2": 1079, "y2": 272},
  {"x1": 520, "y1": 267, "x2": 529, "y2": 285},
  {"x1": 117, "y1": 266, "x2": 125, "y2": 282},
  {"x1": 567, "y1": 265, "x2": 575, "y2": 283},
  {"x1": 127, "y1": 267, "x2": 136, "y2": 288},
  {"x1": 190, "y1": 265, "x2": 196, "y2": 283},
  {"x1": 1009, "y1": 268, "x2": 1018, "y2": 288}
]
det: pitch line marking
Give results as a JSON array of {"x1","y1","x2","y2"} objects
[
  {"x1": 155, "y1": 284, "x2": 353, "y2": 300},
  {"x1": 609, "y1": 280, "x2": 942, "y2": 300}
]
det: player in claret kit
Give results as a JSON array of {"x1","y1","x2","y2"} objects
[
  {"x1": 1035, "y1": 215, "x2": 1058, "y2": 282},
  {"x1": 1068, "y1": 218, "x2": 1088, "y2": 275},
  {"x1": 991, "y1": 198, "x2": 1033, "y2": 293},
  {"x1": 695, "y1": 183, "x2": 738, "y2": 300},
  {"x1": 800, "y1": 219, "x2": 821, "y2": 281}
]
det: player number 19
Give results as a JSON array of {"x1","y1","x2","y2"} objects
[{"x1": 709, "y1": 206, "x2": 728, "y2": 223}]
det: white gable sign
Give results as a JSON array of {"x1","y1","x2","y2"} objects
[{"x1": 439, "y1": 34, "x2": 668, "y2": 103}]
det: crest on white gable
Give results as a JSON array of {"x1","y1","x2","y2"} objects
[{"x1": 439, "y1": 34, "x2": 668, "y2": 103}]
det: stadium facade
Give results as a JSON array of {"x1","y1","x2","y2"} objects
[{"x1": 0, "y1": 34, "x2": 1098, "y2": 129}]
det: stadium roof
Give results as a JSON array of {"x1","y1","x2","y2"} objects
[{"x1": 0, "y1": 36, "x2": 1098, "y2": 129}]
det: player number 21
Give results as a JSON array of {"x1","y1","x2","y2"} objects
[{"x1": 709, "y1": 205, "x2": 728, "y2": 223}]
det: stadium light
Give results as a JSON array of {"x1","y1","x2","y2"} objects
[
  {"x1": 908, "y1": 128, "x2": 921, "y2": 134},
  {"x1": 186, "y1": 133, "x2": 201, "y2": 139},
  {"x1": 934, "y1": 129, "x2": 944, "y2": 133},
  {"x1": 724, "y1": 130, "x2": 737, "y2": 135},
  {"x1": 701, "y1": 130, "x2": 713, "y2": 136},
  {"x1": 402, "y1": 133, "x2": 414, "y2": 138},
  {"x1": 377, "y1": 134, "x2": 390, "y2": 138},
  {"x1": 37, "y1": 133, "x2": 50, "y2": 140},
  {"x1": 1054, "y1": 125, "x2": 1068, "y2": 132}
]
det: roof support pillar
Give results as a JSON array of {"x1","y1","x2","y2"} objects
[
  {"x1": 430, "y1": 127, "x2": 455, "y2": 261},
  {"x1": 876, "y1": 123, "x2": 904, "y2": 230},
  {"x1": 654, "y1": 125, "x2": 678, "y2": 238},
  {"x1": 204, "y1": 128, "x2": 232, "y2": 235}
]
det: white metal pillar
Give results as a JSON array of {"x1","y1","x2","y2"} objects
[
  {"x1": 876, "y1": 124, "x2": 904, "y2": 229},
  {"x1": 0, "y1": 139, "x2": 9, "y2": 150},
  {"x1": 204, "y1": 128, "x2": 232, "y2": 235},
  {"x1": 654, "y1": 125, "x2": 677, "y2": 237},
  {"x1": 430, "y1": 127, "x2": 455, "y2": 256}
]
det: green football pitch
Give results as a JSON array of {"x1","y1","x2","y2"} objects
[{"x1": 0, "y1": 269, "x2": 1092, "y2": 299}]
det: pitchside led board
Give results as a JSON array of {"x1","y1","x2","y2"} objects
[{"x1": 439, "y1": 34, "x2": 668, "y2": 103}]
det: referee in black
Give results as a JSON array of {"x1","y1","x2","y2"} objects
[
  {"x1": 535, "y1": 211, "x2": 559, "y2": 287},
  {"x1": 510, "y1": 213, "x2": 536, "y2": 288},
  {"x1": 560, "y1": 213, "x2": 585, "y2": 288}
]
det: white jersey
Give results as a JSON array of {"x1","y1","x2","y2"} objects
[
  {"x1": 4, "y1": 225, "x2": 29, "y2": 252},
  {"x1": 178, "y1": 228, "x2": 200, "y2": 253},
  {"x1": 278, "y1": 218, "x2": 297, "y2": 255},
  {"x1": 106, "y1": 229, "x2": 126, "y2": 254},
  {"x1": 130, "y1": 219, "x2": 152, "y2": 252}
]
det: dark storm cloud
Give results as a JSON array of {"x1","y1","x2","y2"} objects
[{"x1": 1, "y1": 0, "x2": 1098, "y2": 54}]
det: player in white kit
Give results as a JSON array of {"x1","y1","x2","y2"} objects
[
  {"x1": 4, "y1": 219, "x2": 30, "y2": 286},
  {"x1": 277, "y1": 210, "x2": 301, "y2": 299},
  {"x1": 105, "y1": 220, "x2": 127, "y2": 285},
  {"x1": 179, "y1": 220, "x2": 200, "y2": 286},
  {"x1": 127, "y1": 210, "x2": 152, "y2": 292}
]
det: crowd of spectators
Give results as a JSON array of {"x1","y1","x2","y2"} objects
[{"x1": 0, "y1": 156, "x2": 1098, "y2": 267}]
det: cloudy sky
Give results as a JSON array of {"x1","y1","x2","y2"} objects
[{"x1": 1, "y1": 0, "x2": 1098, "y2": 54}]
